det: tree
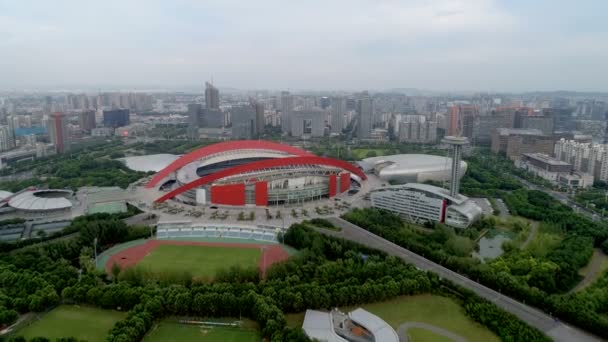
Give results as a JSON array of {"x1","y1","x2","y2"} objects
[{"x1": 111, "y1": 263, "x2": 122, "y2": 280}]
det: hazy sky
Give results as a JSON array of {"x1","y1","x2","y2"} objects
[{"x1": 1, "y1": 0, "x2": 606, "y2": 92}]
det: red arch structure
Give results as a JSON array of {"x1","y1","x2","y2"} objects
[
  {"x1": 154, "y1": 156, "x2": 366, "y2": 203},
  {"x1": 146, "y1": 140, "x2": 313, "y2": 188}
]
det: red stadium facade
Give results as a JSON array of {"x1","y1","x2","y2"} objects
[{"x1": 148, "y1": 140, "x2": 365, "y2": 207}]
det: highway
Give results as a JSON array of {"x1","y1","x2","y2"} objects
[{"x1": 324, "y1": 217, "x2": 603, "y2": 342}]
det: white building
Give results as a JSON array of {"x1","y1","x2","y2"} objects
[
  {"x1": 554, "y1": 139, "x2": 608, "y2": 182},
  {"x1": 516, "y1": 153, "x2": 593, "y2": 189},
  {"x1": 0, "y1": 126, "x2": 15, "y2": 152},
  {"x1": 302, "y1": 308, "x2": 398, "y2": 342},
  {"x1": 371, "y1": 183, "x2": 482, "y2": 228}
]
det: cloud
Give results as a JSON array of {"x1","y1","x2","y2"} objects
[{"x1": 0, "y1": 0, "x2": 606, "y2": 92}]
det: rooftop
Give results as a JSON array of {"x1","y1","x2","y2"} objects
[
  {"x1": 9, "y1": 189, "x2": 73, "y2": 211},
  {"x1": 496, "y1": 128, "x2": 545, "y2": 136},
  {"x1": 119, "y1": 154, "x2": 180, "y2": 172},
  {"x1": 522, "y1": 153, "x2": 571, "y2": 166}
]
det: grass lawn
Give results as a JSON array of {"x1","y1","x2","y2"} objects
[
  {"x1": 144, "y1": 321, "x2": 259, "y2": 342},
  {"x1": 138, "y1": 244, "x2": 261, "y2": 278},
  {"x1": 15, "y1": 305, "x2": 126, "y2": 342},
  {"x1": 408, "y1": 328, "x2": 454, "y2": 342},
  {"x1": 286, "y1": 295, "x2": 498, "y2": 342}
]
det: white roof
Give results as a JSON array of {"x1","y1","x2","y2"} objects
[
  {"x1": 302, "y1": 310, "x2": 348, "y2": 342},
  {"x1": 349, "y1": 308, "x2": 399, "y2": 342},
  {"x1": 9, "y1": 190, "x2": 72, "y2": 211},
  {"x1": 119, "y1": 154, "x2": 180, "y2": 172},
  {"x1": 0, "y1": 190, "x2": 13, "y2": 201},
  {"x1": 358, "y1": 154, "x2": 466, "y2": 181}
]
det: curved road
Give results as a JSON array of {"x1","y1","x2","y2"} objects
[
  {"x1": 324, "y1": 217, "x2": 604, "y2": 342},
  {"x1": 398, "y1": 322, "x2": 466, "y2": 342}
]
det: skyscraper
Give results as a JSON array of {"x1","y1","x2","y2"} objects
[
  {"x1": 357, "y1": 93, "x2": 373, "y2": 139},
  {"x1": 103, "y1": 109, "x2": 130, "y2": 128},
  {"x1": 330, "y1": 96, "x2": 346, "y2": 134},
  {"x1": 49, "y1": 112, "x2": 70, "y2": 154},
  {"x1": 79, "y1": 110, "x2": 96, "y2": 132},
  {"x1": 290, "y1": 109, "x2": 325, "y2": 138},
  {"x1": 205, "y1": 82, "x2": 220, "y2": 110},
  {"x1": 231, "y1": 104, "x2": 256, "y2": 140},
  {"x1": 280, "y1": 91, "x2": 293, "y2": 135},
  {"x1": 187, "y1": 104, "x2": 203, "y2": 139},
  {"x1": 0, "y1": 126, "x2": 15, "y2": 151},
  {"x1": 255, "y1": 102, "x2": 265, "y2": 137}
]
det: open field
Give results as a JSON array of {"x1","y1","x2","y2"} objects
[
  {"x1": 286, "y1": 295, "x2": 499, "y2": 342},
  {"x1": 137, "y1": 244, "x2": 261, "y2": 278},
  {"x1": 144, "y1": 321, "x2": 259, "y2": 342},
  {"x1": 408, "y1": 328, "x2": 454, "y2": 342},
  {"x1": 15, "y1": 305, "x2": 126, "y2": 342}
]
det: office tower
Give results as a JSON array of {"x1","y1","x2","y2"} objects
[
  {"x1": 49, "y1": 112, "x2": 70, "y2": 154},
  {"x1": 205, "y1": 82, "x2": 220, "y2": 110},
  {"x1": 398, "y1": 116, "x2": 437, "y2": 144},
  {"x1": 290, "y1": 109, "x2": 325, "y2": 138},
  {"x1": 255, "y1": 102, "x2": 265, "y2": 136},
  {"x1": 448, "y1": 105, "x2": 479, "y2": 138},
  {"x1": 357, "y1": 93, "x2": 373, "y2": 139},
  {"x1": 319, "y1": 97, "x2": 330, "y2": 109},
  {"x1": 231, "y1": 104, "x2": 256, "y2": 139},
  {"x1": 280, "y1": 91, "x2": 293, "y2": 135},
  {"x1": 44, "y1": 96, "x2": 53, "y2": 115},
  {"x1": 187, "y1": 104, "x2": 203, "y2": 139},
  {"x1": 442, "y1": 136, "x2": 469, "y2": 197},
  {"x1": 103, "y1": 109, "x2": 130, "y2": 128},
  {"x1": 522, "y1": 115, "x2": 554, "y2": 135},
  {"x1": 491, "y1": 128, "x2": 554, "y2": 160},
  {"x1": 0, "y1": 126, "x2": 15, "y2": 151},
  {"x1": 330, "y1": 96, "x2": 346, "y2": 134},
  {"x1": 79, "y1": 110, "x2": 96, "y2": 132}
]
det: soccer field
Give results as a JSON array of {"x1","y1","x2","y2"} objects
[
  {"x1": 15, "y1": 305, "x2": 126, "y2": 342},
  {"x1": 137, "y1": 244, "x2": 261, "y2": 278},
  {"x1": 144, "y1": 322, "x2": 260, "y2": 342}
]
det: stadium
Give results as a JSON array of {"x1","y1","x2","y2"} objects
[{"x1": 146, "y1": 140, "x2": 366, "y2": 207}]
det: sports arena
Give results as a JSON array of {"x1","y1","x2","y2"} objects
[{"x1": 146, "y1": 140, "x2": 366, "y2": 207}]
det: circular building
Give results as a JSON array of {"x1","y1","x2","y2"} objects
[
  {"x1": 148, "y1": 140, "x2": 366, "y2": 206},
  {"x1": 358, "y1": 154, "x2": 467, "y2": 184},
  {"x1": 8, "y1": 189, "x2": 73, "y2": 216}
]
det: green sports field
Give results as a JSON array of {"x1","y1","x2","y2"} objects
[
  {"x1": 144, "y1": 321, "x2": 260, "y2": 342},
  {"x1": 15, "y1": 305, "x2": 126, "y2": 342},
  {"x1": 137, "y1": 244, "x2": 261, "y2": 278},
  {"x1": 286, "y1": 295, "x2": 499, "y2": 342}
]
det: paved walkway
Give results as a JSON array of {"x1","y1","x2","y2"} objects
[
  {"x1": 521, "y1": 221, "x2": 539, "y2": 250},
  {"x1": 397, "y1": 322, "x2": 466, "y2": 342},
  {"x1": 324, "y1": 217, "x2": 604, "y2": 342},
  {"x1": 571, "y1": 248, "x2": 608, "y2": 293}
]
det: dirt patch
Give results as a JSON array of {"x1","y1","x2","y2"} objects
[{"x1": 105, "y1": 239, "x2": 289, "y2": 276}]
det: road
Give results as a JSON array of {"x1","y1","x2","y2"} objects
[
  {"x1": 324, "y1": 217, "x2": 603, "y2": 342},
  {"x1": 515, "y1": 176, "x2": 601, "y2": 222}
]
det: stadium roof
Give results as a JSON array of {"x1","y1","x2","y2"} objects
[
  {"x1": 302, "y1": 310, "x2": 348, "y2": 342},
  {"x1": 147, "y1": 140, "x2": 314, "y2": 188},
  {"x1": 359, "y1": 154, "x2": 452, "y2": 173},
  {"x1": 0, "y1": 191, "x2": 13, "y2": 201},
  {"x1": 349, "y1": 308, "x2": 399, "y2": 342},
  {"x1": 119, "y1": 154, "x2": 180, "y2": 172},
  {"x1": 9, "y1": 190, "x2": 73, "y2": 211}
]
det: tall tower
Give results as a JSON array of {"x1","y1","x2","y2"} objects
[
  {"x1": 442, "y1": 136, "x2": 468, "y2": 197},
  {"x1": 357, "y1": 93, "x2": 373, "y2": 139},
  {"x1": 205, "y1": 82, "x2": 220, "y2": 110},
  {"x1": 50, "y1": 112, "x2": 70, "y2": 154}
]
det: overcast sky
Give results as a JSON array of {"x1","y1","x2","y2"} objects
[{"x1": 0, "y1": 0, "x2": 606, "y2": 92}]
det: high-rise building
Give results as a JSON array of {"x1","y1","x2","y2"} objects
[
  {"x1": 357, "y1": 93, "x2": 373, "y2": 139},
  {"x1": 187, "y1": 104, "x2": 203, "y2": 139},
  {"x1": 522, "y1": 114, "x2": 554, "y2": 135},
  {"x1": 554, "y1": 139, "x2": 608, "y2": 182},
  {"x1": 398, "y1": 116, "x2": 437, "y2": 144},
  {"x1": 103, "y1": 109, "x2": 130, "y2": 128},
  {"x1": 280, "y1": 91, "x2": 294, "y2": 135},
  {"x1": 205, "y1": 82, "x2": 220, "y2": 110},
  {"x1": 255, "y1": 102, "x2": 265, "y2": 136},
  {"x1": 290, "y1": 109, "x2": 325, "y2": 138},
  {"x1": 448, "y1": 105, "x2": 479, "y2": 138},
  {"x1": 330, "y1": 96, "x2": 346, "y2": 134},
  {"x1": 0, "y1": 126, "x2": 15, "y2": 152},
  {"x1": 79, "y1": 110, "x2": 96, "y2": 132},
  {"x1": 231, "y1": 104, "x2": 257, "y2": 140},
  {"x1": 49, "y1": 112, "x2": 70, "y2": 154},
  {"x1": 491, "y1": 128, "x2": 554, "y2": 160}
]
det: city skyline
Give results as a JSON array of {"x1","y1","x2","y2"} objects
[{"x1": 1, "y1": 0, "x2": 607, "y2": 92}]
